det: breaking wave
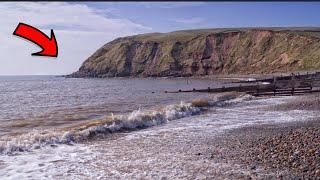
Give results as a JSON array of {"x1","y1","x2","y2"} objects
[{"x1": 0, "y1": 93, "x2": 253, "y2": 155}]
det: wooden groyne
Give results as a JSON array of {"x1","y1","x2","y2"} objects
[
  {"x1": 234, "y1": 72, "x2": 320, "y2": 84},
  {"x1": 165, "y1": 72, "x2": 320, "y2": 97}
]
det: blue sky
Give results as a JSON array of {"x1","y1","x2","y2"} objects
[
  {"x1": 0, "y1": 2, "x2": 319, "y2": 75},
  {"x1": 84, "y1": 2, "x2": 320, "y2": 32}
]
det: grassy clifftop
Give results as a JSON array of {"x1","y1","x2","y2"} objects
[{"x1": 70, "y1": 27, "x2": 320, "y2": 78}]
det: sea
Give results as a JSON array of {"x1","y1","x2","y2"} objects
[{"x1": 0, "y1": 76, "x2": 317, "y2": 179}]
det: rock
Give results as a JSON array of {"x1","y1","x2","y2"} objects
[
  {"x1": 50, "y1": 144, "x2": 58, "y2": 148},
  {"x1": 68, "y1": 28, "x2": 320, "y2": 78}
]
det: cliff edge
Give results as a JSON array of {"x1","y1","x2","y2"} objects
[{"x1": 70, "y1": 28, "x2": 320, "y2": 77}]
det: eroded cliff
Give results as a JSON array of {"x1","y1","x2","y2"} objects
[{"x1": 70, "y1": 28, "x2": 320, "y2": 77}]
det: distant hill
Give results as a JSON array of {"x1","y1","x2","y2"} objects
[{"x1": 69, "y1": 27, "x2": 320, "y2": 78}]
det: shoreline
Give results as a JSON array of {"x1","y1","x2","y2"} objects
[
  {"x1": 84, "y1": 93, "x2": 320, "y2": 179},
  {"x1": 71, "y1": 94, "x2": 319, "y2": 179},
  {"x1": 0, "y1": 92, "x2": 319, "y2": 178},
  {"x1": 209, "y1": 94, "x2": 320, "y2": 179},
  {"x1": 64, "y1": 70, "x2": 320, "y2": 80}
]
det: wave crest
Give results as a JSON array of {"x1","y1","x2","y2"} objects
[{"x1": 0, "y1": 92, "x2": 252, "y2": 155}]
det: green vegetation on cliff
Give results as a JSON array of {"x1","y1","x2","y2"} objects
[{"x1": 70, "y1": 27, "x2": 320, "y2": 77}]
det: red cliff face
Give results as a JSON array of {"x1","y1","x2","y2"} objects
[{"x1": 70, "y1": 28, "x2": 320, "y2": 78}]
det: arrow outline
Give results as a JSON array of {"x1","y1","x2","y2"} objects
[{"x1": 13, "y1": 22, "x2": 58, "y2": 57}]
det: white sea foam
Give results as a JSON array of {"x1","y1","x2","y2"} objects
[
  {"x1": 2, "y1": 95, "x2": 318, "y2": 179},
  {"x1": 0, "y1": 93, "x2": 251, "y2": 155}
]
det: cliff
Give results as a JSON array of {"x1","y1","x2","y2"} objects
[{"x1": 70, "y1": 28, "x2": 320, "y2": 78}]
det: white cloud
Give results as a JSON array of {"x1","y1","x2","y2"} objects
[
  {"x1": 141, "y1": 2, "x2": 206, "y2": 9},
  {"x1": 171, "y1": 17, "x2": 205, "y2": 24},
  {"x1": 0, "y1": 2, "x2": 152, "y2": 75}
]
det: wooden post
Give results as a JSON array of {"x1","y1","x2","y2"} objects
[
  {"x1": 291, "y1": 73, "x2": 295, "y2": 96},
  {"x1": 291, "y1": 87, "x2": 294, "y2": 96},
  {"x1": 273, "y1": 76, "x2": 277, "y2": 96}
]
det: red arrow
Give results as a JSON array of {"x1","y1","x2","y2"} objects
[{"x1": 13, "y1": 22, "x2": 58, "y2": 57}]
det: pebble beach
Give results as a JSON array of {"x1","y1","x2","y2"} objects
[
  {"x1": 211, "y1": 94, "x2": 320, "y2": 179},
  {"x1": 1, "y1": 91, "x2": 319, "y2": 179}
]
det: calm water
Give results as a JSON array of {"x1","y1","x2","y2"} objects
[{"x1": 0, "y1": 76, "x2": 223, "y2": 137}]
